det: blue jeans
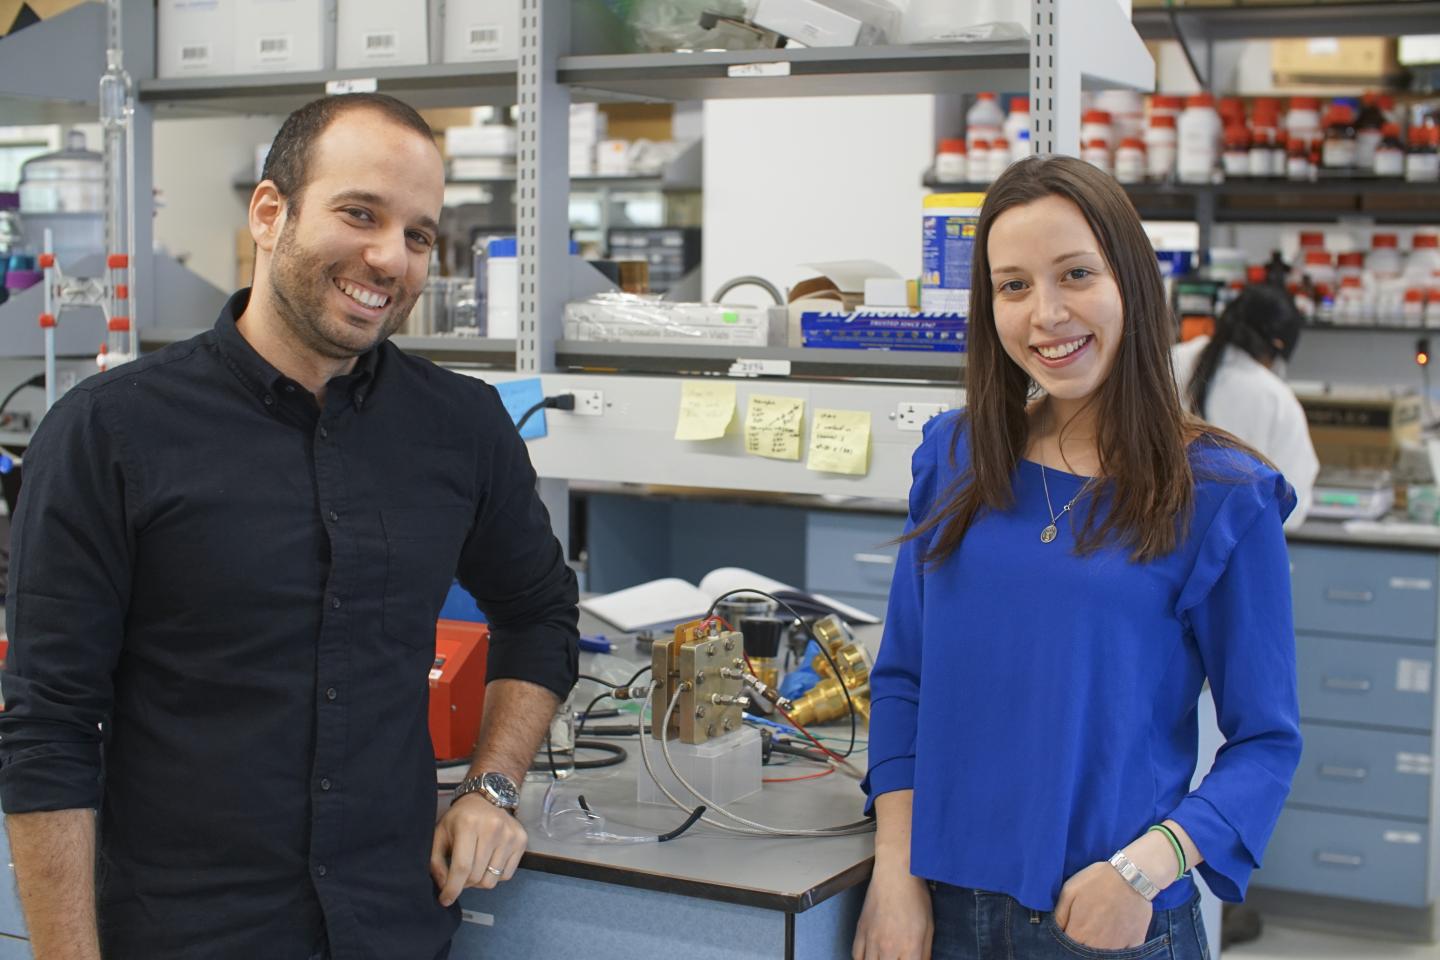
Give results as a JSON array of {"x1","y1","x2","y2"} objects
[{"x1": 929, "y1": 882, "x2": 1211, "y2": 960}]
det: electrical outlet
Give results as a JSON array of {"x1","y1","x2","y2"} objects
[
  {"x1": 895, "y1": 402, "x2": 948, "y2": 431},
  {"x1": 571, "y1": 389, "x2": 604, "y2": 416}
]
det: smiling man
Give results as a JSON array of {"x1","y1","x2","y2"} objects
[{"x1": 0, "y1": 95, "x2": 579, "y2": 960}]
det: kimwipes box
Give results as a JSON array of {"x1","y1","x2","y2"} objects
[{"x1": 1299, "y1": 392, "x2": 1422, "y2": 470}]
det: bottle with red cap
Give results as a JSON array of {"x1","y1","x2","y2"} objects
[
  {"x1": 1355, "y1": 93, "x2": 1386, "y2": 169},
  {"x1": 1222, "y1": 126, "x2": 1250, "y2": 178},
  {"x1": 1081, "y1": 110, "x2": 1113, "y2": 153},
  {"x1": 989, "y1": 138, "x2": 1010, "y2": 181},
  {"x1": 1178, "y1": 93, "x2": 1221, "y2": 183},
  {"x1": 1249, "y1": 130, "x2": 1273, "y2": 178},
  {"x1": 1403, "y1": 287, "x2": 1426, "y2": 327},
  {"x1": 1004, "y1": 97, "x2": 1030, "y2": 164},
  {"x1": 1337, "y1": 251, "x2": 1365, "y2": 285},
  {"x1": 1426, "y1": 289, "x2": 1440, "y2": 330},
  {"x1": 934, "y1": 138, "x2": 966, "y2": 183},
  {"x1": 1286, "y1": 97, "x2": 1323, "y2": 147},
  {"x1": 1145, "y1": 114, "x2": 1177, "y2": 180},
  {"x1": 966, "y1": 92, "x2": 1004, "y2": 152},
  {"x1": 1321, "y1": 105, "x2": 1357, "y2": 172},
  {"x1": 1374, "y1": 123, "x2": 1405, "y2": 177},
  {"x1": 1082, "y1": 139, "x2": 1111, "y2": 177},
  {"x1": 1302, "y1": 249, "x2": 1336, "y2": 292},
  {"x1": 1336, "y1": 275, "x2": 1367, "y2": 324},
  {"x1": 967, "y1": 139, "x2": 992, "y2": 184},
  {"x1": 1406, "y1": 126, "x2": 1439, "y2": 183},
  {"x1": 1370, "y1": 233, "x2": 1402, "y2": 280},
  {"x1": 1286, "y1": 137, "x2": 1311, "y2": 182},
  {"x1": 1114, "y1": 138, "x2": 1146, "y2": 184},
  {"x1": 1407, "y1": 231, "x2": 1440, "y2": 283},
  {"x1": 1217, "y1": 97, "x2": 1246, "y2": 130}
]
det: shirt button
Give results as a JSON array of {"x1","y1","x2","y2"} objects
[
  {"x1": 285, "y1": 384, "x2": 296, "y2": 393},
  {"x1": 263, "y1": 395, "x2": 274, "y2": 406},
  {"x1": 317, "y1": 865, "x2": 328, "y2": 878},
  {"x1": 320, "y1": 778, "x2": 332, "y2": 791},
  {"x1": 325, "y1": 687, "x2": 338, "y2": 701},
  {"x1": 319, "y1": 426, "x2": 330, "y2": 439},
  {"x1": 327, "y1": 510, "x2": 339, "y2": 522},
  {"x1": 330, "y1": 596, "x2": 342, "y2": 609}
]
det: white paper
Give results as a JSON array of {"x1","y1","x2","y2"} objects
[
  {"x1": 579, "y1": 578, "x2": 711, "y2": 632},
  {"x1": 698, "y1": 567, "x2": 880, "y2": 624}
]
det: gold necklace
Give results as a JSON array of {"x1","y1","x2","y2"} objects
[{"x1": 1038, "y1": 462, "x2": 1094, "y2": 544}]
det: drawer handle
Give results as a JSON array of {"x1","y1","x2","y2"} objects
[
  {"x1": 1324, "y1": 588, "x2": 1374, "y2": 604},
  {"x1": 1322, "y1": 676, "x2": 1372, "y2": 693},
  {"x1": 1318, "y1": 764, "x2": 1368, "y2": 781},
  {"x1": 852, "y1": 553, "x2": 895, "y2": 566},
  {"x1": 1315, "y1": 852, "x2": 1365, "y2": 869}
]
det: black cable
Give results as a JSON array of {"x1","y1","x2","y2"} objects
[
  {"x1": 575, "y1": 664, "x2": 651, "y2": 744},
  {"x1": 0, "y1": 373, "x2": 45, "y2": 418},
  {"x1": 529, "y1": 739, "x2": 627, "y2": 773},
  {"x1": 706, "y1": 589, "x2": 857, "y2": 759},
  {"x1": 515, "y1": 392, "x2": 576, "y2": 433}
]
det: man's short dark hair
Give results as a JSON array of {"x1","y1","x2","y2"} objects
[{"x1": 260, "y1": 93, "x2": 435, "y2": 212}]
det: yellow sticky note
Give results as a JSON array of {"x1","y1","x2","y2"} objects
[
  {"x1": 674, "y1": 381, "x2": 736, "y2": 440},
  {"x1": 807, "y1": 409, "x2": 871, "y2": 476},
  {"x1": 744, "y1": 394, "x2": 805, "y2": 461}
]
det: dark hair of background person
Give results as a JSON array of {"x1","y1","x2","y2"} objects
[
  {"x1": 906, "y1": 155, "x2": 1259, "y2": 566},
  {"x1": 259, "y1": 93, "x2": 435, "y2": 215},
  {"x1": 1186, "y1": 283, "x2": 1304, "y2": 419}
]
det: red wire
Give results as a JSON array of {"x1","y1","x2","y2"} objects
[
  {"x1": 740, "y1": 649, "x2": 851, "y2": 765},
  {"x1": 764, "y1": 768, "x2": 835, "y2": 784}
]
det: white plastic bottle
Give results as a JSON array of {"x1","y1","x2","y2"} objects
[
  {"x1": 1286, "y1": 97, "x2": 1323, "y2": 148},
  {"x1": 1177, "y1": 93, "x2": 1221, "y2": 184},
  {"x1": 1145, "y1": 114, "x2": 1177, "y2": 181},
  {"x1": 989, "y1": 138, "x2": 1011, "y2": 181},
  {"x1": 1096, "y1": 90, "x2": 1145, "y2": 143},
  {"x1": 935, "y1": 138, "x2": 967, "y2": 183},
  {"x1": 1369, "y1": 233, "x2": 1402, "y2": 280},
  {"x1": 1082, "y1": 139, "x2": 1111, "y2": 176},
  {"x1": 1406, "y1": 232, "x2": 1440, "y2": 282},
  {"x1": 1114, "y1": 139, "x2": 1146, "y2": 184},
  {"x1": 966, "y1": 93, "x2": 1005, "y2": 152},
  {"x1": 1082, "y1": 110, "x2": 1114, "y2": 152},
  {"x1": 1004, "y1": 97, "x2": 1031, "y2": 164},
  {"x1": 967, "y1": 139, "x2": 992, "y2": 183}
]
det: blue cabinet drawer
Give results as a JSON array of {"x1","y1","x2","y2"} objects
[
  {"x1": 1297, "y1": 633, "x2": 1434, "y2": 731},
  {"x1": 811, "y1": 590, "x2": 889, "y2": 622},
  {"x1": 1254, "y1": 808, "x2": 1430, "y2": 906},
  {"x1": 1289, "y1": 543, "x2": 1438, "y2": 643},
  {"x1": 805, "y1": 512, "x2": 903, "y2": 598},
  {"x1": 0, "y1": 936, "x2": 28, "y2": 960},
  {"x1": 1289, "y1": 723, "x2": 1432, "y2": 820}
]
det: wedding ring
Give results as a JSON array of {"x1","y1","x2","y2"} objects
[{"x1": 485, "y1": 866, "x2": 504, "y2": 878}]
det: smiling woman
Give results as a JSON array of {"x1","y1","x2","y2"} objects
[{"x1": 853, "y1": 156, "x2": 1305, "y2": 960}]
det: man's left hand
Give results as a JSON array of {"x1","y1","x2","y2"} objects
[
  {"x1": 1053, "y1": 861, "x2": 1153, "y2": 950},
  {"x1": 431, "y1": 793, "x2": 528, "y2": 906}
]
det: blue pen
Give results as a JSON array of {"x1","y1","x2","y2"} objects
[{"x1": 578, "y1": 634, "x2": 614, "y2": 654}]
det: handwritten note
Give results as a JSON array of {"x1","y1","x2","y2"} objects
[
  {"x1": 807, "y1": 409, "x2": 870, "y2": 476},
  {"x1": 674, "y1": 381, "x2": 736, "y2": 440},
  {"x1": 744, "y1": 394, "x2": 805, "y2": 461},
  {"x1": 494, "y1": 377, "x2": 548, "y2": 440}
]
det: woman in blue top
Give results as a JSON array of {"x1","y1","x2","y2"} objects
[{"x1": 853, "y1": 156, "x2": 1302, "y2": 960}]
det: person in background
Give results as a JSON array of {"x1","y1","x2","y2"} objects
[
  {"x1": 1172, "y1": 283, "x2": 1319, "y2": 530},
  {"x1": 853, "y1": 156, "x2": 1301, "y2": 960}
]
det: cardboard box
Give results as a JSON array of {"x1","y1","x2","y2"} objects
[
  {"x1": 0, "y1": 0, "x2": 90, "y2": 38},
  {"x1": 1299, "y1": 393, "x2": 1422, "y2": 470},
  {"x1": 440, "y1": 0, "x2": 518, "y2": 63},
  {"x1": 158, "y1": 0, "x2": 237, "y2": 78},
  {"x1": 336, "y1": 0, "x2": 429, "y2": 70},
  {"x1": 233, "y1": 0, "x2": 335, "y2": 73},
  {"x1": 1273, "y1": 37, "x2": 1399, "y2": 83}
]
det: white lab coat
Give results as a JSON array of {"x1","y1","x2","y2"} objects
[{"x1": 1173, "y1": 336, "x2": 1319, "y2": 530}]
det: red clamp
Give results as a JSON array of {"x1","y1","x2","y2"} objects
[
  {"x1": 38, "y1": 313, "x2": 56, "y2": 329},
  {"x1": 37, "y1": 254, "x2": 55, "y2": 269},
  {"x1": 114, "y1": 284, "x2": 129, "y2": 300},
  {"x1": 107, "y1": 254, "x2": 129, "y2": 269},
  {"x1": 108, "y1": 316, "x2": 131, "y2": 332}
]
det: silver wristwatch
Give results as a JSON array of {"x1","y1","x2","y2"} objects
[
  {"x1": 1109, "y1": 851, "x2": 1160, "y2": 902},
  {"x1": 454, "y1": 771, "x2": 520, "y2": 813}
]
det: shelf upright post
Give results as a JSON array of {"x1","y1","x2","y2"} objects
[
  {"x1": 117, "y1": 0, "x2": 156, "y2": 339},
  {"x1": 517, "y1": 0, "x2": 573, "y2": 552},
  {"x1": 1028, "y1": 0, "x2": 1079, "y2": 157}
]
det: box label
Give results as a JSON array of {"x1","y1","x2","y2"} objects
[
  {"x1": 1383, "y1": 830, "x2": 1423, "y2": 845},
  {"x1": 1389, "y1": 577, "x2": 1432, "y2": 591},
  {"x1": 468, "y1": 25, "x2": 502, "y2": 53},
  {"x1": 728, "y1": 62, "x2": 791, "y2": 78},
  {"x1": 257, "y1": 35, "x2": 291, "y2": 62},
  {"x1": 1396, "y1": 751, "x2": 1431, "y2": 776},
  {"x1": 179, "y1": 43, "x2": 212, "y2": 67},
  {"x1": 1395, "y1": 658, "x2": 1432, "y2": 694},
  {"x1": 363, "y1": 31, "x2": 398, "y2": 58}
]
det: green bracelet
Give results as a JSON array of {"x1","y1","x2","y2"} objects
[{"x1": 1149, "y1": 823, "x2": 1186, "y2": 880}]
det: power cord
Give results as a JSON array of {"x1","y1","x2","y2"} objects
[{"x1": 515, "y1": 392, "x2": 575, "y2": 433}]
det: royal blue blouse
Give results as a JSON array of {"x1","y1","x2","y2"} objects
[{"x1": 863, "y1": 412, "x2": 1303, "y2": 911}]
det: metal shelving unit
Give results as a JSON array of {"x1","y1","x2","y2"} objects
[
  {"x1": 926, "y1": 177, "x2": 1440, "y2": 225},
  {"x1": 1133, "y1": 1, "x2": 1440, "y2": 42},
  {"x1": 553, "y1": 340, "x2": 963, "y2": 383}
]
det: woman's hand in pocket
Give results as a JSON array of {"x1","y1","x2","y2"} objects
[
  {"x1": 852, "y1": 859, "x2": 933, "y2": 960},
  {"x1": 1054, "y1": 861, "x2": 1153, "y2": 950}
]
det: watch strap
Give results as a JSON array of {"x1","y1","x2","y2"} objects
[
  {"x1": 453, "y1": 773, "x2": 518, "y2": 812},
  {"x1": 1108, "y1": 851, "x2": 1160, "y2": 902}
]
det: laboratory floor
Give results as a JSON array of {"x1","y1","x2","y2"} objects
[{"x1": 1227, "y1": 923, "x2": 1436, "y2": 959}]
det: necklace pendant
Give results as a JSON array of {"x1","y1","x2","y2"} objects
[{"x1": 1040, "y1": 524, "x2": 1058, "y2": 544}]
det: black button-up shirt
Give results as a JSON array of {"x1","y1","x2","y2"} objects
[{"x1": 0, "y1": 291, "x2": 579, "y2": 960}]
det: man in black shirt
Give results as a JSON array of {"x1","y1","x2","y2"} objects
[{"x1": 0, "y1": 94, "x2": 579, "y2": 960}]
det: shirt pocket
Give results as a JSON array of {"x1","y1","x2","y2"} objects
[{"x1": 380, "y1": 505, "x2": 471, "y2": 648}]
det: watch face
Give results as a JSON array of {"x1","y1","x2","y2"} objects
[{"x1": 481, "y1": 771, "x2": 519, "y2": 808}]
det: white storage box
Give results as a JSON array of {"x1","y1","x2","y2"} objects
[
  {"x1": 565, "y1": 297, "x2": 771, "y2": 347},
  {"x1": 636, "y1": 726, "x2": 761, "y2": 808},
  {"x1": 444, "y1": 124, "x2": 517, "y2": 158},
  {"x1": 336, "y1": 0, "x2": 430, "y2": 69},
  {"x1": 752, "y1": 0, "x2": 863, "y2": 47},
  {"x1": 234, "y1": 0, "x2": 336, "y2": 73},
  {"x1": 440, "y1": 0, "x2": 518, "y2": 63},
  {"x1": 158, "y1": 0, "x2": 237, "y2": 78}
]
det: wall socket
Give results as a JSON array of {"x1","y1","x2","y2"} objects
[
  {"x1": 895, "y1": 402, "x2": 948, "y2": 431},
  {"x1": 570, "y1": 389, "x2": 604, "y2": 416}
]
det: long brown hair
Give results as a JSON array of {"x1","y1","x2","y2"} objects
[{"x1": 914, "y1": 155, "x2": 1224, "y2": 565}]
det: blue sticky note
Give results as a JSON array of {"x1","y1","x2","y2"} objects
[{"x1": 495, "y1": 377, "x2": 548, "y2": 440}]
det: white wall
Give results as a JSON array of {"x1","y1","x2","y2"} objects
[
  {"x1": 152, "y1": 115, "x2": 284, "y2": 294},
  {"x1": 701, "y1": 95, "x2": 935, "y2": 304}
]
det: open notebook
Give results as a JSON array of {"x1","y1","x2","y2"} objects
[{"x1": 579, "y1": 567, "x2": 881, "y2": 633}]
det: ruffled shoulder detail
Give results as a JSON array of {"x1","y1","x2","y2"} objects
[{"x1": 1176, "y1": 439, "x2": 1296, "y2": 615}]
